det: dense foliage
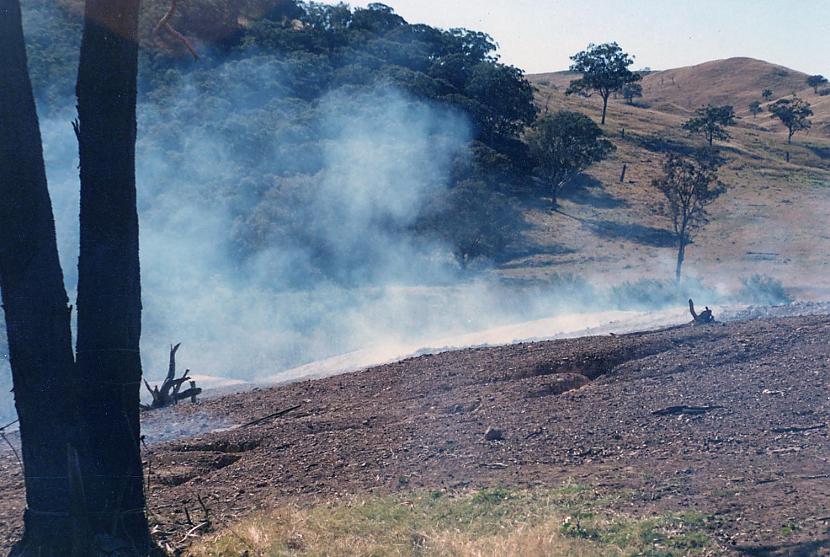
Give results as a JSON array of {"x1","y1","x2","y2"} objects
[
  {"x1": 682, "y1": 105, "x2": 737, "y2": 146},
  {"x1": 566, "y1": 42, "x2": 640, "y2": 124},
  {"x1": 526, "y1": 111, "x2": 614, "y2": 207},
  {"x1": 21, "y1": 0, "x2": 540, "y2": 272},
  {"x1": 768, "y1": 95, "x2": 813, "y2": 144}
]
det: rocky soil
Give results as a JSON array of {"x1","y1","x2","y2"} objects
[{"x1": 3, "y1": 314, "x2": 830, "y2": 555}]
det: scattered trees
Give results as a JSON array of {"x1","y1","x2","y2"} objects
[
  {"x1": 526, "y1": 111, "x2": 615, "y2": 208},
  {"x1": 748, "y1": 100, "x2": 763, "y2": 118},
  {"x1": 622, "y1": 82, "x2": 643, "y2": 105},
  {"x1": 806, "y1": 74, "x2": 828, "y2": 94},
  {"x1": 682, "y1": 105, "x2": 737, "y2": 146},
  {"x1": 762, "y1": 88, "x2": 774, "y2": 101},
  {"x1": 566, "y1": 42, "x2": 641, "y2": 125},
  {"x1": 768, "y1": 95, "x2": 813, "y2": 143},
  {"x1": 652, "y1": 151, "x2": 726, "y2": 283}
]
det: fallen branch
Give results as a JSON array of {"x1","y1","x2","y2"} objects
[
  {"x1": 652, "y1": 404, "x2": 723, "y2": 416},
  {"x1": 771, "y1": 424, "x2": 826, "y2": 434},
  {"x1": 240, "y1": 404, "x2": 302, "y2": 428}
]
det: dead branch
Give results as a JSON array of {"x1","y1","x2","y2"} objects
[
  {"x1": 154, "y1": 0, "x2": 199, "y2": 60},
  {"x1": 240, "y1": 404, "x2": 302, "y2": 428},
  {"x1": 652, "y1": 404, "x2": 723, "y2": 416},
  {"x1": 771, "y1": 424, "x2": 826, "y2": 434}
]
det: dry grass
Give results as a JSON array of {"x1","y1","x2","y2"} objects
[
  {"x1": 500, "y1": 58, "x2": 830, "y2": 296},
  {"x1": 187, "y1": 486, "x2": 714, "y2": 556}
]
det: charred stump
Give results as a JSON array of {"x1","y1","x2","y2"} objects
[
  {"x1": 688, "y1": 298, "x2": 714, "y2": 324},
  {"x1": 142, "y1": 343, "x2": 202, "y2": 410}
]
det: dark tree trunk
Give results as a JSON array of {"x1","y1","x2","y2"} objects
[
  {"x1": 0, "y1": 1, "x2": 79, "y2": 554},
  {"x1": 74, "y1": 0, "x2": 150, "y2": 552},
  {"x1": 600, "y1": 93, "x2": 609, "y2": 125},
  {"x1": 675, "y1": 238, "x2": 686, "y2": 284}
]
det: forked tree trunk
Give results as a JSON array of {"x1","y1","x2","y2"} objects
[
  {"x1": 74, "y1": 0, "x2": 150, "y2": 552},
  {"x1": 0, "y1": 1, "x2": 79, "y2": 554}
]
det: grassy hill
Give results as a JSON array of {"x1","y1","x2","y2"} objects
[{"x1": 511, "y1": 58, "x2": 830, "y2": 299}]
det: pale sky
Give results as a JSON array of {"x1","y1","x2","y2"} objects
[{"x1": 324, "y1": 0, "x2": 830, "y2": 76}]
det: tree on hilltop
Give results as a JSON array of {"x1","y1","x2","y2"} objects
[
  {"x1": 807, "y1": 75, "x2": 828, "y2": 94},
  {"x1": 527, "y1": 110, "x2": 615, "y2": 208},
  {"x1": 566, "y1": 42, "x2": 641, "y2": 125},
  {"x1": 769, "y1": 95, "x2": 813, "y2": 144},
  {"x1": 682, "y1": 105, "x2": 737, "y2": 146}
]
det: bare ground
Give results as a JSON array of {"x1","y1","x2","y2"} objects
[{"x1": 3, "y1": 314, "x2": 830, "y2": 555}]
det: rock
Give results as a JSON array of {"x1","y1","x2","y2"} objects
[{"x1": 484, "y1": 426, "x2": 503, "y2": 441}]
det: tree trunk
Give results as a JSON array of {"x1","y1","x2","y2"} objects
[
  {"x1": 600, "y1": 94, "x2": 609, "y2": 125},
  {"x1": 74, "y1": 0, "x2": 150, "y2": 553},
  {"x1": 675, "y1": 238, "x2": 686, "y2": 284},
  {"x1": 0, "y1": 2, "x2": 80, "y2": 554}
]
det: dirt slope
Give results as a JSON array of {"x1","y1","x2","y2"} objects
[{"x1": 3, "y1": 314, "x2": 830, "y2": 554}]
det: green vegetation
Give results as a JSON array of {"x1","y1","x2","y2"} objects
[
  {"x1": 21, "y1": 0, "x2": 544, "y2": 271},
  {"x1": 682, "y1": 105, "x2": 737, "y2": 146},
  {"x1": 769, "y1": 95, "x2": 813, "y2": 144},
  {"x1": 566, "y1": 42, "x2": 641, "y2": 125},
  {"x1": 806, "y1": 74, "x2": 827, "y2": 94},
  {"x1": 526, "y1": 110, "x2": 615, "y2": 208},
  {"x1": 738, "y1": 274, "x2": 790, "y2": 305},
  {"x1": 748, "y1": 100, "x2": 763, "y2": 118},
  {"x1": 189, "y1": 486, "x2": 714, "y2": 557},
  {"x1": 651, "y1": 151, "x2": 726, "y2": 282},
  {"x1": 621, "y1": 81, "x2": 643, "y2": 105}
]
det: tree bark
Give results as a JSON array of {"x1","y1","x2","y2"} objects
[
  {"x1": 600, "y1": 93, "x2": 609, "y2": 125},
  {"x1": 675, "y1": 238, "x2": 686, "y2": 284},
  {"x1": 74, "y1": 0, "x2": 150, "y2": 552},
  {"x1": 0, "y1": 1, "x2": 80, "y2": 554}
]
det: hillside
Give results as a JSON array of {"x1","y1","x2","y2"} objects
[{"x1": 517, "y1": 57, "x2": 830, "y2": 298}]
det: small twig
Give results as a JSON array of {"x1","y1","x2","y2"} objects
[
  {"x1": 0, "y1": 418, "x2": 19, "y2": 430},
  {"x1": 0, "y1": 430, "x2": 22, "y2": 470},
  {"x1": 197, "y1": 494, "x2": 210, "y2": 526}
]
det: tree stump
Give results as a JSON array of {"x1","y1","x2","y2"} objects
[
  {"x1": 142, "y1": 343, "x2": 202, "y2": 410},
  {"x1": 688, "y1": 299, "x2": 714, "y2": 324}
]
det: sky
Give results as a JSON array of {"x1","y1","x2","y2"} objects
[{"x1": 324, "y1": 0, "x2": 830, "y2": 76}]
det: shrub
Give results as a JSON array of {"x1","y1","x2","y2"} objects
[{"x1": 737, "y1": 274, "x2": 790, "y2": 305}]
